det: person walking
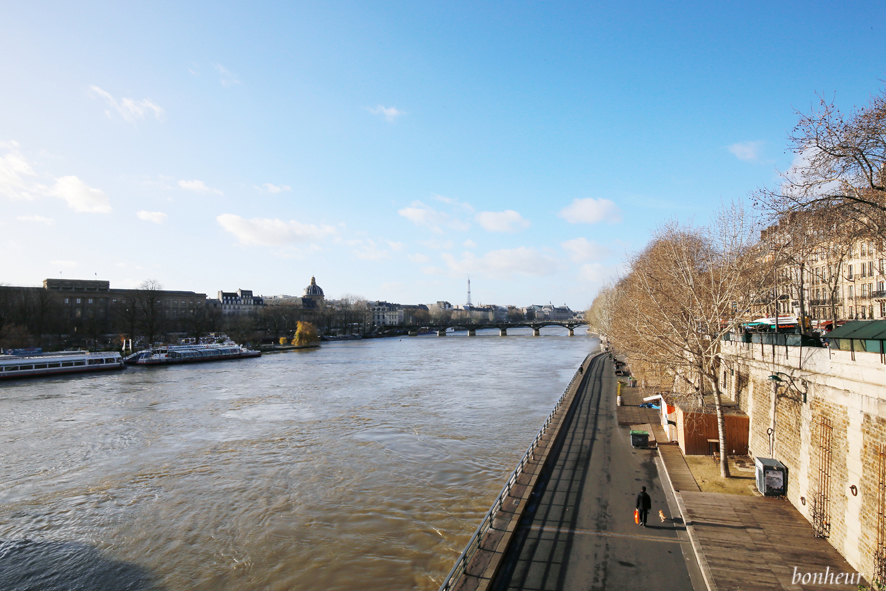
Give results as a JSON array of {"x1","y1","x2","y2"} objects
[{"x1": 635, "y1": 486, "x2": 651, "y2": 527}]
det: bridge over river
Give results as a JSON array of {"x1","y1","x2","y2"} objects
[{"x1": 374, "y1": 320, "x2": 588, "y2": 337}]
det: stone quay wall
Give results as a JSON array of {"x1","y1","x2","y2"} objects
[{"x1": 721, "y1": 339, "x2": 886, "y2": 579}]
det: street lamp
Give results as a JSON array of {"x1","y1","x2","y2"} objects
[
  {"x1": 768, "y1": 372, "x2": 808, "y2": 403},
  {"x1": 766, "y1": 371, "x2": 809, "y2": 458}
]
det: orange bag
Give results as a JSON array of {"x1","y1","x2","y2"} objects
[{"x1": 634, "y1": 509, "x2": 640, "y2": 524}]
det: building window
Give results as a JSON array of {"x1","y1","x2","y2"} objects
[
  {"x1": 88, "y1": 298, "x2": 93, "y2": 304},
  {"x1": 848, "y1": 265, "x2": 854, "y2": 280}
]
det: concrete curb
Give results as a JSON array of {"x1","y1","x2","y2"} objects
[{"x1": 655, "y1": 446, "x2": 718, "y2": 591}]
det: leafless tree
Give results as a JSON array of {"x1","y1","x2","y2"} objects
[
  {"x1": 585, "y1": 283, "x2": 616, "y2": 338},
  {"x1": 137, "y1": 280, "x2": 165, "y2": 345},
  {"x1": 757, "y1": 90, "x2": 886, "y2": 237},
  {"x1": 608, "y1": 204, "x2": 767, "y2": 478}
]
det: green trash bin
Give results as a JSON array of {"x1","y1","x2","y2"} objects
[{"x1": 630, "y1": 430, "x2": 648, "y2": 448}]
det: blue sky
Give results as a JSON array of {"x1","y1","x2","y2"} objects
[{"x1": 2, "y1": 1, "x2": 885, "y2": 309}]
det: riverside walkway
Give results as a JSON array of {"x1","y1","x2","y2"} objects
[
  {"x1": 487, "y1": 354, "x2": 700, "y2": 590},
  {"x1": 444, "y1": 353, "x2": 866, "y2": 591}
]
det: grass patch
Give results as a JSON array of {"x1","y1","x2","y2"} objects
[{"x1": 684, "y1": 455, "x2": 757, "y2": 495}]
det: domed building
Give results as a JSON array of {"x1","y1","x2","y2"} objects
[{"x1": 303, "y1": 276, "x2": 325, "y2": 304}]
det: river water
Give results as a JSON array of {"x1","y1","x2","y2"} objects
[{"x1": 0, "y1": 328, "x2": 598, "y2": 591}]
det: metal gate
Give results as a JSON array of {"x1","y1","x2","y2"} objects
[{"x1": 812, "y1": 417, "x2": 832, "y2": 538}]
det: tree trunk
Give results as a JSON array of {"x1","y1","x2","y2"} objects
[{"x1": 713, "y1": 389, "x2": 731, "y2": 478}]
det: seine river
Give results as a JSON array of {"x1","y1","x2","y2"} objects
[{"x1": 0, "y1": 328, "x2": 598, "y2": 591}]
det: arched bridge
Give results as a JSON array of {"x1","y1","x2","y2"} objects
[{"x1": 375, "y1": 320, "x2": 588, "y2": 337}]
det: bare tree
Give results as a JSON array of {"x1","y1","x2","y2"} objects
[
  {"x1": 585, "y1": 283, "x2": 616, "y2": 338},
  {"x1": 609, "y1": 204, "x2": 767, "y2": 478},
  {"x1": 137, "y1": 280, "x2": 165, "y2": 346},
  {"x1": 757, "y1": 90, "x2": 886, "y2": 237}
]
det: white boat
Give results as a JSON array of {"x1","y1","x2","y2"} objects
[
  {"x1": 0, "y1": 351, "x2": 125, "y2": 380},
  {"x1": 124, "y1": 343, "x2": 261, "y2": 366}
]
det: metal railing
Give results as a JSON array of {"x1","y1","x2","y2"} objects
[{"x1": 437, "y1": 351, "x2": 596, "y2": 591}]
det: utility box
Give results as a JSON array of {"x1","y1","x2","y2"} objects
[
  {"x1": 630, "y1": 430, "x2": 648, "y2": 448},
  {"x1": 755, "y1": 457, "x2": 788, "y2": 496}
]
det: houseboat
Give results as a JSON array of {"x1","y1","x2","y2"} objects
[
  {"x1": 0, "y1": 351, "x2": 125, "y2": 380},
  {"x1": 124, "y1": 343, "x2": 261, "y2": 366}
]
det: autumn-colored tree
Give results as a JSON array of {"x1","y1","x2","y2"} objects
[{"x1": 293, "y1": 321, "x2": 319, "y2": 346}]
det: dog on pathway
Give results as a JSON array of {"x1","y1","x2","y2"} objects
[{"x1": 659, "y1": 510, "x2": 667, "y2": 523}]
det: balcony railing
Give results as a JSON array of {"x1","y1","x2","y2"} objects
[{"x1": 873, "y1": 290, "x2": 886, "y2": 299}]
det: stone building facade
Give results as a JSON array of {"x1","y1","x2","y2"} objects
[
  {"x1": 722, "y1": 336, "x2": 886, "y2": 580},
  {"x1": 760, "y1": 217, "x2": 886, "y2": 325}
]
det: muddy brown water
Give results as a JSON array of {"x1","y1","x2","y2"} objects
[{"x1": 0, "y1": 328, "x2": 597, "y2": 590}]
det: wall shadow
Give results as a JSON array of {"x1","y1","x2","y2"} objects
[{"x1": 0, "y1": 539, "x2": 163, "y2": 591}]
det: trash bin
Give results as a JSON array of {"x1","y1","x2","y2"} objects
[
  {"x1": 630, "y1": 430, "x2": 648, "y2": 448},
  {"x1": 754, "y1": 457, "x2": 788, "y2": 496}
]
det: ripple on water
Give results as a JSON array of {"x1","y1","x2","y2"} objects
[{"x1": 0, "y1": 330, "x2": 598, "y2": 590}]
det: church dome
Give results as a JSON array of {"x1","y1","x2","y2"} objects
[{"x1": 304, "y1": 276, "x2": 324, "y2": 298}]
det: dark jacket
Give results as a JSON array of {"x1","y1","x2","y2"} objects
[{"x1": 636, "y1": 490, "x2": 651, "y2": 511}]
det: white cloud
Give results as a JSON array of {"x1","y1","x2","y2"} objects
[
  {"x1": 559, "y1": 198, "x2": 622, "y2": 225},
  {"x1": 17, "y1": 215, "x2": 53, "y2": 225},
  {"x1": 433, "y1": 194, "x2": 474, "y2": 211},
  {"x1": 463, "y1": 239, "x2": 477, "y2": 248},
  {"x1": 49, "y1": 176, "x2": 111, "y2": 213},
  {"x1": 387, "y1": 241, "x2": 405, "y2": 252},
  {"x1": 90, "y1": 86, "x2": 164, "y2": 122},
  {"x1": 561, "y1": 237, "x2": 611, "y2": 263},
  {"x1": 727, "y1": 140, "x2": 764, "y2": 162},
  {"x1": 476, "y1": 210, "x2": 530, "y2": 233},
  {"x1": 353, "y1": 244, "x2": 391, "y2": 261},
  {"x1": 578, "y1": 263, "x2": 620, "y2": 284},
  {"x1": 442, "y1": 247, "x2": 558, "y2": 279},
  {"x1": 398, "y1": 200, "x2": 471, "y2": 233},
  {"x1": 215, "y1": 64, "x2": 241, "y2": 87},
  {"x1": 51, "y1": 260, "x2": 78, "y2": 268},
  {"x1": 419, "y1": 239, "x2": 455, "y2": 250},
  {"x1": 137, "y1": 210, "x2": 168, "y2": 224},
  {"x1": 408, "y1": 253, "x2": 430, "y2": 263},
  {"x1": 0, "y1": 142, "x2": 39, "y2": 200},
  {"x1": 368, "y1": 105, "x2": 404, "y2": 122},
  {"x1": 217, "y1": 214, "x2": 337, "y2": 246},
  {"x1": 260, "y1": 183, "x2": 291, "y2": 193},
  {"x1": 179, "y1": 179, "x2": 223, "y2": 195},
  {"x1": 1, "y1": 141, "x2": 110, "y2": 213}
]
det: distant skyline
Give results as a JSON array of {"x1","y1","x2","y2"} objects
[{"x1": 2, "y1": 2, "x2": 886, "y2": 309}]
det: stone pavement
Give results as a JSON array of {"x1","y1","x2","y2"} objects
[
  {"x1": 445, "y1": 358, "x2": 867, "y2": 591},
  {"x1": 486, "y1": 354, "x2": 697, "y2": 591},
  {"x1": 651, "y1": 410, "x2": 867, "y2": 590}
]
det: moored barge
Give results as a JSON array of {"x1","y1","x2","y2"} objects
[
  {"x1": 124, "y1": 343, "x2": 261, "y2": 366},
  {"x1": 0, "y1": 351, "x2": 125, "y2": 380}
]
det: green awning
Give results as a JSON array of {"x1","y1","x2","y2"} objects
[{"x1": 825, "y1": 320, "x2": 886, "y2": 340}]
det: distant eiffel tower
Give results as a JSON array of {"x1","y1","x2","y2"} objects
[{"x1": 466, "y1": 278, "x2": 472, "y2": 308}]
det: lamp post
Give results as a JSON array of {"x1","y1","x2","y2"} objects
[{"x1": 767, "y1": 372, "x2": 809, "y2": 458}]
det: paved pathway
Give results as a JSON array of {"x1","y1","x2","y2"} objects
[{"x1": 489, "y1": 355, "x2": 699, "y2": 590}]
